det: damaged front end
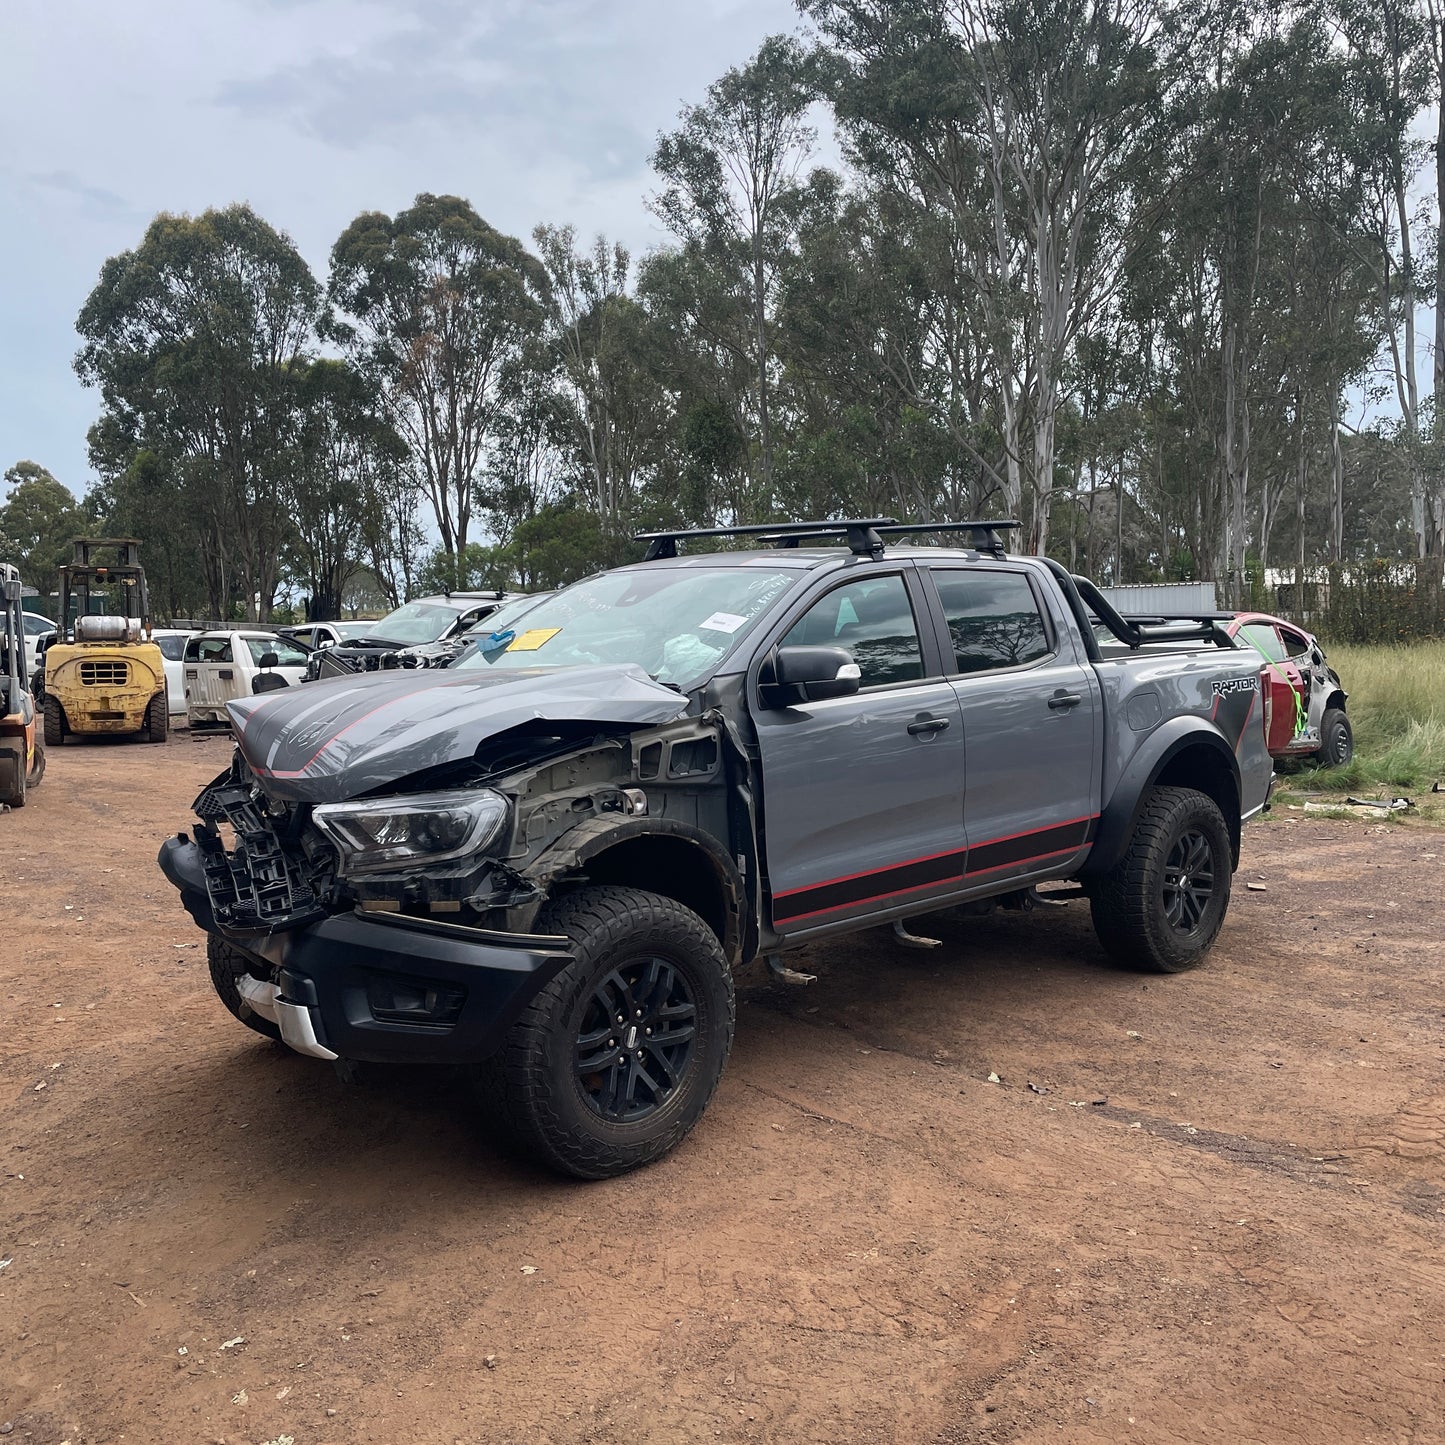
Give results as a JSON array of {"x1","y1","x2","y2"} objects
[{"x1": 157, "y1": 663, "x2": 743, "y2": 1066}]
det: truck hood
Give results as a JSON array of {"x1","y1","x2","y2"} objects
[{"x1": 225, "y1": 664, "x2": 689, "y2": 803}]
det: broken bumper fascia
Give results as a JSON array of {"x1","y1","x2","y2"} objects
[{"x1": 158, "y1": 835, "x2": 572, "y2": 1065}]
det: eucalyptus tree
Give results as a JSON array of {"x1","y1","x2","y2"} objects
[
  {"x1": 75, "y1": 204, "x2": 317, "y2": 619},
  {"x1": 652, "y1": 35, "x2": 820, "y2": 503},
  {"x1": 327, "y1": 194, "x2": 550, "y2": 586}
]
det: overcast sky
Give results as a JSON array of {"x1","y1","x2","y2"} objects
[{"x1": 0, "y1": 0, "x2": 805, "y2": 500}]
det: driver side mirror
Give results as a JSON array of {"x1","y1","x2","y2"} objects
[{"x1": 759, "y1": 645, "x2": 861, "y2": 708}]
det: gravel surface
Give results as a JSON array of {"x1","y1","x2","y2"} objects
[{"x1": 3, "y1": 733, "x2": 1443, "y2": 1444}]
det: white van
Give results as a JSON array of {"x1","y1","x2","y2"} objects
[{"x1": 184, "y1": 630, "x2": 310, "y2": 731}]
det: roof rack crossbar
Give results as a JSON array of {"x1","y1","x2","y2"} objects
[
  {"x1": 635, "y1": 518, "x2": 899, "y2": 561},
  {"x1": 870, "y1": 519, "x2": 1022, "y2": 558}
]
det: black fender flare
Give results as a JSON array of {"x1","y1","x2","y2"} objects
[
  {"x1": 1082, "y1": 718, "x2": 1243, "y2": 880},
  {"x1": 520, "y1": 815, "x2": 746, "y2": 965}
]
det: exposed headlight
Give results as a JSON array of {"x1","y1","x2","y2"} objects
[{"x1": 312, "y1": 789, "x2": 509, "y2": 876}]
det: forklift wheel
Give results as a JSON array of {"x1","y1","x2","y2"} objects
[
  {"x1": 144, "y1": 693, "x2": 169, "y2": 743},
  {"x1": 0, "y1": 743, "x2": 26, "y2": 807},
  {"x1": 43, "y1": 697, "x2": 67, "y2": 748}
]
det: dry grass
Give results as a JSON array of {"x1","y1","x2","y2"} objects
[{"x1": 1287, "y1": 640, "x2": 1445, "y2": 803}]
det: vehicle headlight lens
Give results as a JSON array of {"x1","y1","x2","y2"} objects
[{"x1": 312, "y1": 789, "x2": 509, "y2": 876}]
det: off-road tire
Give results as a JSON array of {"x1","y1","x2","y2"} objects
[
  {"x1": 1090, "y1": 785, "x2": 1232, "y2": 973},
  {"x1": 0, "y1": 742, "x2": 25, "y2": 807},
  {"x1": 27, "y1": 730, "x2": 44, "y2": 789},
  {"x1": 207, "y1": 933, "x2": 283, "y2": 1042},
  {"x1": 479, "y1": 886, "x2": 735, "y2": 1179},
  {"x1": 43, "y1": 697, "x2": 66, "y2": 748},
  {"x1": 1318, "y1": 707, "x2": 1353, "y2": 768},
  {"x1": 144, "y1": 693, "x2": 169, "y2": 743}
]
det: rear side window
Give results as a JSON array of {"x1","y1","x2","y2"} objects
[
  {"x1": 931, "y1": 570, "x2": 1052, "y2": 674},
  {"x1": 24, "y1": 615, "x2": 54, "y2": 636},
  {"x1": 156, "y1": 635, "x2": 188, "y2": 661},
  {"x1": 195, "y1": 638, "x2": 233, "y2": 663},
  {"x1": 1239, "y1": 623, "x2": 1284, "y2": 664},
  {"x1": 780, "y1": 574, "x2": 923, "y2": 689},
  {"x1": 247, "y1": 636, "x2": 309, "y2": 667}
]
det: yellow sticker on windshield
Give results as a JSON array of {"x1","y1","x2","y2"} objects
[{"x1": 506, "y1": 627, "x2": 562, "y2": 652}]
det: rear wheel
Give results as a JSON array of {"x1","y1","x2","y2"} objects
[
  {"x1": 479, "y1": 886, "x2": 735, "y2": 1179},
  {"x1": 43, "y1": 697, "x2": 66, "y2": 748},
  {"x1": 1090, "y1": 785, "x2": 1232, "y2": 973},
  {"x1": 1318, "y1": 708, "x2": 1353, "y2": 768},
  {"x1": 144, "y1": 693, "x2": 168, "y2": 743},
  {"x1": 207, "y1": 934, "x2": 282, "y2": 1041},
  {"x1": 0, "y1": 742, "x2": 25, "y2": 807}
]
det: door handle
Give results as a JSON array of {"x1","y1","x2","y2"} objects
[
  {"x1": 1047, "y1": 691, "x2": 1083, "y2": 710},
  {"x1": 219, "y1": 669, "x2": 233, "y2": 680},
  {"x1": 907, "y1": 715, "x2": 950, "y2": 736}
]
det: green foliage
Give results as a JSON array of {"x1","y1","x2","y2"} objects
[{"x1": 0, "y1": 462, "x2": 89, "y2": 597}]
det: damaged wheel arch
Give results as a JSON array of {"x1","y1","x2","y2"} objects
[{"x1": 520, "y1": 815, "x2": 747, "y2": 969}]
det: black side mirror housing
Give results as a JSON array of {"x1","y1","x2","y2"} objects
[{"x1": 759, "y1": 644, "x2": 862, "y2": 708}]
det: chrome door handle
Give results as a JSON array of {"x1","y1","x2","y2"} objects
[
  {"x1": 1048, "y1": 691, "x2": 1083, "y2": 710},
  {"x1": 907, "y1": 715, "x2": 950, "y2": 736}
]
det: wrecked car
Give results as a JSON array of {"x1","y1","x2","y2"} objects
[
  {"x1": 159, "y1": 519, "x2": 1273, "y2": 1179},
  {"x1": 305, "y1": 591, "x2": 523, "y2": 681}
]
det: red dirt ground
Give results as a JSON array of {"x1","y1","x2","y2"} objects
[{"x1": 3, "y1": 734, "x2": 1444, "y2": 1444}]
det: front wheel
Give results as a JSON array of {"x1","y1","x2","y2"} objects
[
  {"x1": 1317, "y1": 708, "x2": 1353, "y2": 768},
  {"x1": 1090, "y1": 785, "x2": 1233, "y2": 973},
  {"x1": 479, "y1": 886, "x2": 735, "y2": 1179},
  {"x1": 144, "y1": 693, "x2": 169, "y2": 743},
  {"x1": 43, "y1": 697, "x2": 66, "y2": 748}
]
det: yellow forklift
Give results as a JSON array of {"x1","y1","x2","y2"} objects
[
  {"x1": 42, "y1": 538, "x2": 168, "y2": 746},
  {"x1": 1, "y1": 561, "x2": 45, "y2": 805}
]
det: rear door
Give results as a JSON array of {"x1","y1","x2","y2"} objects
[
  {"x1": 924, "y1": 566, "x2": 1101, "y2": 886},
  {"x1": 751, "y1": 567, "x2": 968, "y2": 934},
  {"x1": 1236, "y1": 621, "x2": 1300, "y2": 751},
  {"x1": 186, "y1": 635, "x2": 236, "y2": 713}
]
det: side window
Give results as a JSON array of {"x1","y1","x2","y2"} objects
[
  {"x1": 184, "y1": 637, "x2": 202, "y2": 663},
  {"x1": 780, "y1": 574, "x2": 923, "y2": 689},
  {"x1": 1240, "y1": 623, "x2": 1284, "y2": 664},
  {"x1": 1280, "y1": 628, "x2": 1310, "y2": 659},
  {"x1": 198, "y1": 638, "x2": 233, "y2": 663},
  {"x1": 157, "y1": 635, "x2": 188, "y2": 661},
  {"x1": 247, "y1": 636, "x2": 309, "y2": 666},
  {"x1": 25, "y1": 615, "x2": 54, "y2": 636},
  {"x1": 932, "y1": 569, "x2": 1052, "y2": 674}
]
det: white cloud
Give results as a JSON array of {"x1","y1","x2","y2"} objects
[{"x1": 0, "y1": 0, "x2": 803, "y2": 498}]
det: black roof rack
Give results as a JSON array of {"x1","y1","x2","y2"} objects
[
  {"x1": 636, "y1": 519, "x2": 899, "y2": 561},
  {"x1": 872, "y1": 519, "x2": 1021, "y2": 558},
  {"x1": 635, "y1": 517, "x2": 1023, "y2": 562}
]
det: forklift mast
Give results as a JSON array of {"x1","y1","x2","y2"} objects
[{"x1": 58, "y1": 537, "x2": 152, "y2": 641}]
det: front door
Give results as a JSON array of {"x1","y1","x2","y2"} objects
[
  {"x1": 751, "y1": 569, "x2": 968, "y2": 934},
  {"x1": 925, "y1": 566, "x2": 1101, "y2": 886}
]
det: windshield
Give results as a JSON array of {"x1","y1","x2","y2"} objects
[
  {"x1": 463, "y1": 594, "x2": 547, "y2": 637},
  {"x1": 366, "y1": 601, "x2": 461, "y2": 645},
  {"x1": 452, "y1": 566, "x2": 795, "y2": 689}
]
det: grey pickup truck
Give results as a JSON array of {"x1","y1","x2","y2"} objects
[{"x1": 160, "y1": 519, "x2": 1273, "y2": 1178}]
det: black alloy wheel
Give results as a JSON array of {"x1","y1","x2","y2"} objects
[
  {"x1": 575, "y1": 958, "x2": 698, "y2": 1124},
  {"x1": 1161, "y1": 829, "x2": 1214, "y2": 934},
  {"x1": 1090, "y1": 784, "x2": 1233, "y2": 973},
  {"x1": 479, "y1": 885, "x2": 735, "y2": 1179}
]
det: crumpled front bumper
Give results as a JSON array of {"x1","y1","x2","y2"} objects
[{"x1": 158, "y1": 836, "x2": 572, "y2": 1064}]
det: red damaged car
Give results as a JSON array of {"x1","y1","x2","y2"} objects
[{"x1": 1225, "y1": 613, "x2": 1352, "y2": 767}]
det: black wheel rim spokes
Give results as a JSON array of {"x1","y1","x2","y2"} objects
[
  {"x1": 575, "y1": 956, "x2": 698, "y2": 1123},
  {"x1": 1161, "y1": 829, "x2": 1215, "y2": 934}
]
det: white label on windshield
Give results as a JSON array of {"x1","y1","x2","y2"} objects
[{"x1": 699, "y1": 611, "x2": 748, "y2": 634}]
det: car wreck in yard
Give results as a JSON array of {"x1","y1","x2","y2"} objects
[{"x1": 159, "y1": 519, "x2": 1273, "y2": 1178}]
